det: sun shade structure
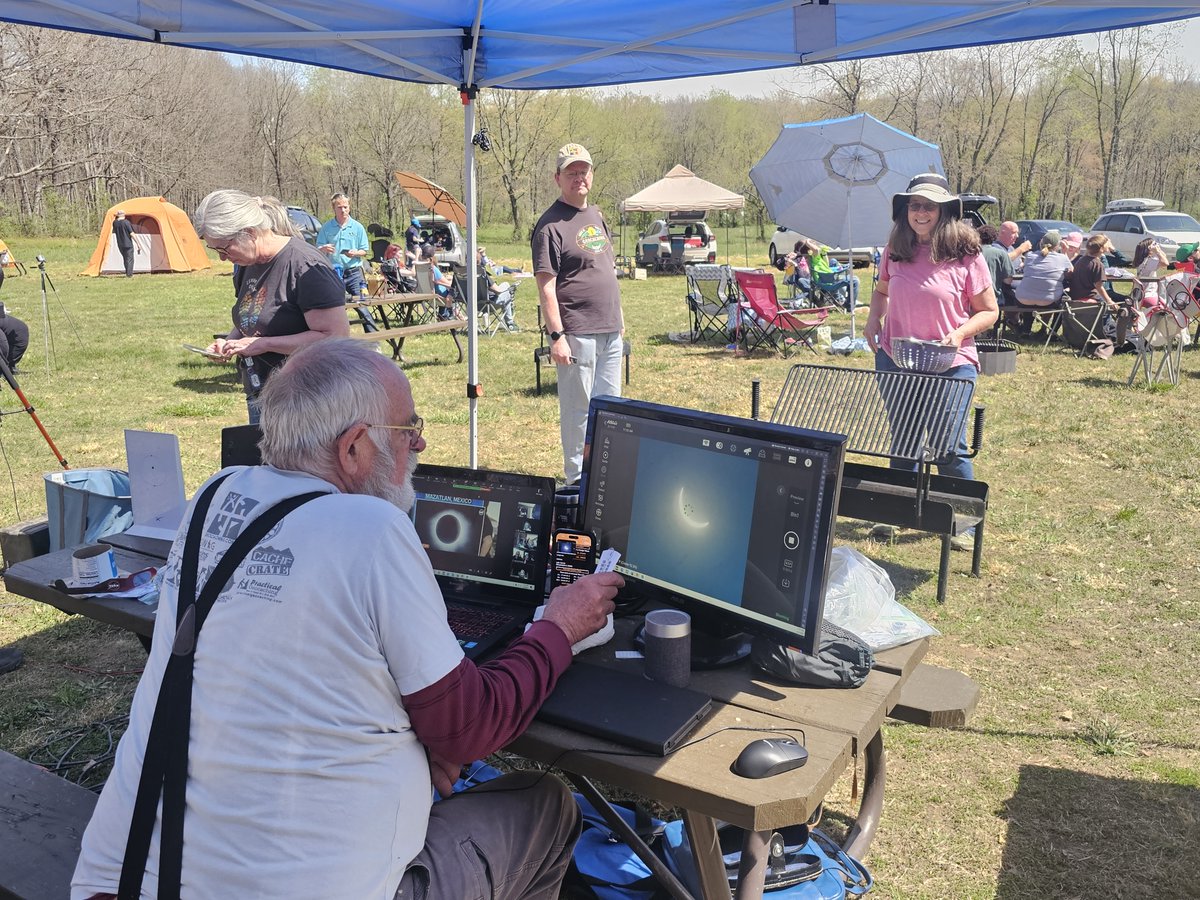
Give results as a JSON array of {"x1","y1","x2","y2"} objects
[
  {"x1": 82, "y1": 197, "x2": 211, "y2": 277},
  {"x1": 394, "y1": 172, "x2": 468, "y2": 227},
  {"x1": 622, "y1": 166, "x2": 744, "y2": 214},
  {"x1": 7, "y1": 1, "x2": 1199, "y2": 464}
]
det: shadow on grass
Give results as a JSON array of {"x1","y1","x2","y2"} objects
[
  {"x1": 173, "y1": 372, "x2": 240, "y2": 394},
  {"x1": 996, "y1": 765, "x2": 1200, "y2": 898}
]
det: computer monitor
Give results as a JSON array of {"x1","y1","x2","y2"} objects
[{"x1": 580, "y1": 397, "x2": 845, "y2": 657}]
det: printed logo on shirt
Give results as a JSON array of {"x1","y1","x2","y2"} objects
[
  {"x1": 576, "y1": 223, "x2": 609, "y2": 255},
  {"x1": 245, "y1": 544, "x2": 295, "y2": 577},
  {"x1": 206, "y1": 492, "x2": 261, "y2": 541}
]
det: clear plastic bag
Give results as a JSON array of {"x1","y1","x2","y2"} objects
[{"x1": 822, "y1": 546, "x2": 940, "y2": 651}]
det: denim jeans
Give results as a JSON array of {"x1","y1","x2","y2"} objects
[{"x1": 874, "y1": 349, "x2": 976, "y2": 480}]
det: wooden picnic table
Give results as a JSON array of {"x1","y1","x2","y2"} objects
[
  {"x1": 4, "y1": 549, "x2": 930, "y2": 900},
  {"x1": 346, "y1": 291, "x2": 465, "y2": 363}
]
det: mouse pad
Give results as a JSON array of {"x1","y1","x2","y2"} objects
[{"x1": 535, "y1": 663, "x2": 713, "y2": 755}]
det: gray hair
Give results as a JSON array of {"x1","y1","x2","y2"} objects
[
  {"x1": 258, "y1": 338, "x2": 397, "y2": 481},
  {"x1": 260, "y1": 195, "x2": 299, "y2": 238},
  {"x1": 194, "y1": 189, "x2": 276, "y2": 240},
  {"x1": 331, "y1": 192, "x2": 349, "y2": 205}
]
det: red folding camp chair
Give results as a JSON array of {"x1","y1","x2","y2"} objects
[{"x1": 733, "y1": 270, "x2": 832, "y2": 357}]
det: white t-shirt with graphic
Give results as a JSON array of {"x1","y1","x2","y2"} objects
[{"x1": 72, "y1": 465, "x2": 464, "y2": 900}]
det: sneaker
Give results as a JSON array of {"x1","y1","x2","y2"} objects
[
  {"x1": 950, "y1": 528, "x2": 975, "y2": 552},
  {"x1": 868, "y1": 523, "x2": 896, "y2": 541}
]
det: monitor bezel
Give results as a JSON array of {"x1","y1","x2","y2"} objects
[{"x1": 580, "y1": 396, "x2": 846, "y2": 656}]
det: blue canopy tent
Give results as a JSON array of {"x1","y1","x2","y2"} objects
[{"x1": 4, "y1": 1, "x2": 1198, "y2": 464}]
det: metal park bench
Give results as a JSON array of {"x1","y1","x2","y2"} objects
[{"x1": 760, "y1": 364, "x2": 988, "y2": 604}]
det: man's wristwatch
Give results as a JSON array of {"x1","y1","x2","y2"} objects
[{"x1": 549, "y1": 330, "x2": 565, "y2": 341}]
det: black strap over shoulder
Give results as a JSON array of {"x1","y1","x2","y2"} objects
[{"x1": 119, "y1": 475, "x2": 326, "y2": 899}]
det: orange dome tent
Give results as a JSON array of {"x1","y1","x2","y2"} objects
[{"x1": 82, "y1": 197, "x2": 211, "y2": 276}]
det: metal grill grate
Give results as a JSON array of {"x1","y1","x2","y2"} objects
[{"x1": 769, "y1": 364, "x2": 975, "y2": 463}]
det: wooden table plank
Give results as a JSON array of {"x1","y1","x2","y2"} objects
[
  {"x1": 509, "y1": 702, "x2": 852, "y2": 832},
  {"x1": 3, "y1": 547, "x2": 159, "y2": 638}
]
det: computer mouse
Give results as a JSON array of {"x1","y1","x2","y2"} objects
[{"x1": 731, "y1": 738, "x2": 810, "y2": 779}]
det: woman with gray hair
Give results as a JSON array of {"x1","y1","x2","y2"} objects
[{"x1": 197, "y1": 189, "x2": 348, "y2": 423}]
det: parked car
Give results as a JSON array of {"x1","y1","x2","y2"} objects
[
  {"x1": 286, "y1": 206, "x2": 321, "y2": 244},
  {"x1": 958, "y1": 193, "x2": 997, "y2": 229},
  {"x1": 1016, "y1": 219, "x2": 1086, "y2": 250},
  {"x1": 1089, "y1": 199, "x2": 1200, "y2": 263},
  {"x1": 638, "y1": 212, "x2": 717, "y2": 266},
  {"x1": 414, "y1": 213, "x2": 465, "y2": 267},
  {"x1": 767, "y1": 226, "x2": 874, "y2": 268}
]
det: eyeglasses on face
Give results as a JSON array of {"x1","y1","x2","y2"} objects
[
  {"x1": 907, "y1": 200, "x2": 941, "y2": 214},
  {"x1": 366, "y1": 417, "x2": 425, "y2": 444},
  {"x1": 205, "y1": 233, "x2": 244, "y2": 255}
]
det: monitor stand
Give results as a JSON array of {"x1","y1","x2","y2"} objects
[{"x1": 633, "y1": 622, "x2": 752, "y2": 670}]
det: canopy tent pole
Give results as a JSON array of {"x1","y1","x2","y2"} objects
[{"x1": 461, "y1": 14, "x2": 484, "y2": 468}]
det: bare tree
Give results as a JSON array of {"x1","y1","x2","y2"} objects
[{"x1": 477, "y1": 90, "x2": 565, "y2": 238}]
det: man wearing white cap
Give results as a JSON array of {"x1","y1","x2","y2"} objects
[{"x1": 532, "y1": 143, "x2": 624, "y2": 484}]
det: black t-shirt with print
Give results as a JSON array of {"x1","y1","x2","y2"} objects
[{"x1": 230, "y1": 237, "x2": 345, "y2": 395}]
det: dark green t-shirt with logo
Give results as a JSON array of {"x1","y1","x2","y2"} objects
[{"x1": 531, "y1": 200, "x2": 622, "y2": 334}]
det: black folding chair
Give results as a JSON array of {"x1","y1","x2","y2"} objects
[{"x1": 684, "y1": 264, "x2": 733, "y2": 342}]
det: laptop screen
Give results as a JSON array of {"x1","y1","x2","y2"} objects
[{"x1": 410, "y1": 465, "x2": 555, "y2": 600}]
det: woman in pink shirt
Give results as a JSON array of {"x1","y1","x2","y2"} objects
[{"x1": 864, "y1": 174, "x2": 998, "y2": 542}]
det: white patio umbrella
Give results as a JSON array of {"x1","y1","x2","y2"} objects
[{"x1": 750, "y1": 113, "x2": 945, "y2": 340}]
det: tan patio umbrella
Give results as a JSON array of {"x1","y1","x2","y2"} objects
[{"x1": 394, "y1": 171, "x2": 467, "y2": 227}]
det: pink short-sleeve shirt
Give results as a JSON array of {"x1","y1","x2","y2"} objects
[{"x1": 878, "y1": 245, "x2": 990, "y2": 369}]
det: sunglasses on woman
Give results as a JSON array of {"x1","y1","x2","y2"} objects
[{"x1": 907, "y1": 200, "x2": 941, "y2": 213}]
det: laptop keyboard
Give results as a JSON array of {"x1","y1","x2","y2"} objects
[{"x1": 446, "y1": 601, "x2": 517, "y2": 643}]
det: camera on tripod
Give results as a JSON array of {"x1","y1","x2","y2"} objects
[{"x1": 35, "y1": 254, "x2": 46, "y2": 268}]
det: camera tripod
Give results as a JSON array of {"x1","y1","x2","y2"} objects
[
  {"x1": 0, "y1": 350, "x2": 68, "y2": 468},
  {"x1": 34, "y1": 256, "x2": 83, "y2": 374}
]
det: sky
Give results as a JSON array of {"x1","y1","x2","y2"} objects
[{"x1": 611, "y1": 21, "x2": 1200, "y2": 100}]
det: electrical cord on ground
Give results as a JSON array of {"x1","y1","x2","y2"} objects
[{"x1": 27, "y1": 713, "x2": 130, "y2": 792}]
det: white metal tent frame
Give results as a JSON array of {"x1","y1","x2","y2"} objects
[{"x1": 5, "y1": 0, "x2": 1199, "y2": 465}]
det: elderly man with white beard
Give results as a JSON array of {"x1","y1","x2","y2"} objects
[{"x1": 72, "y1": 337, "x2": 622, "y2": 900}]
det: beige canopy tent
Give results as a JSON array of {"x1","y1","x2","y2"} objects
[
  {"x1": 621, "y1": 165, "x2": 746, "y2": 264},
  {"x1": 621, "y1": 165, "x2": 745, "y2": 213}
]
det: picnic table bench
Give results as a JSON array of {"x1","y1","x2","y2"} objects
[
  {"x1": 760, "y1": 363, "x2": 988, "y2": 604},
  {"x1": 347, "y1": 292, "x2": 465, "y2": 363},
  {"x1": 0, "y1": 750, "x2": 97, "y2": 900}
]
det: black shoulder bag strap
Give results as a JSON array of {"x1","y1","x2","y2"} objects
[{"x1": 118, "y1": 474, "x2": 327, "y2": 900}]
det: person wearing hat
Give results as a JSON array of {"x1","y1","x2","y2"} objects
[
  {"x1": 532, "y1": 143, "x2": 624, "y2": 484},
  {"x1": 404, "y1": 216, "x2": 423, "y2": 265},
  {"x1": 865, "y1": 173, "x2": 998, "y2": 548},
  {"x1": 1060, "y1": 230, "x2": 1084, "y2": 262}
]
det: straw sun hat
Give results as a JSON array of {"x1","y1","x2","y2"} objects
[{"x1": 891, "y1": 173, "x2": 963, "y2": 221}]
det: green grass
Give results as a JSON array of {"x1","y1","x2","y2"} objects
[{"x1": 1, "y1": 234, "x2": 1198, "y2": 898}]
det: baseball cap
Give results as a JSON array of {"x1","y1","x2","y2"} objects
[
  {"x1": 411, "y1": 217, "x2": 420, "y2": 226},
  {"x1": 556, "y1": 143, "x2": 592, "y2": 171}
]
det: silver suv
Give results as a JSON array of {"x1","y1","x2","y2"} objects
[
  {"x1": 1089, "y1": 200, "x2": 1200, "y2": 263},
  {"x1": 414, "y1": 214, "x2": 465, "y2": 267}
]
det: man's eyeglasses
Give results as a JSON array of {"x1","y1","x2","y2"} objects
[
  {"x1": 907, "y1": 200, "x2": 941, "y2": 213},
  {"x1": 367, "y1": 417, "x2": 425, "y2": 444}
]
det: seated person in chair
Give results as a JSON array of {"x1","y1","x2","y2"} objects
[
  {"x1": 421, "y1": 244, "x2": 457, "y2": 320},
  {"x1": 476, "y1": 248, "x2": 518, "y2": 331},
  {"x1": 1013, "y1": 230, "x2": 1072, "y2": 327}
]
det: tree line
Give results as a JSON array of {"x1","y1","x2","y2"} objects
[{"x1": 0, "y1": 22, "x2": 1195, "y2": 244}]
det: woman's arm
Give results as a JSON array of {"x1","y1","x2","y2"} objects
[
  {"x1": 224, "y1": 306, "x2": 349, "y2": 357},
  {"x1": 943, "y1": 286, "x2": 998, "y2": 348},
  {"x1": 864, "y1": 279, "x2": 889, "y2": 349}
]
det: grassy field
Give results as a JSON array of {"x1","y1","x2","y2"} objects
[{"x1": 0, "y1": 230, "x2": 1197, "y2": 898}]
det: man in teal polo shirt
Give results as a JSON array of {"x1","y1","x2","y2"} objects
[{"x1": 317, "y1": 193, "x2": 370, "y2": 300}]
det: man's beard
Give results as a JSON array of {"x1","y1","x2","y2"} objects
[{"x1": 358, "y1": 440, "x2": 416, "y2": 511}]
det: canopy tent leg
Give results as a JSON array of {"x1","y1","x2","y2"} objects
[{"x1": 461, "y1": 87, "x2": 480, "y2": 469}]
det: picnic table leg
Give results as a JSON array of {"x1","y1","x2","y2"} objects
[
  {"x1": 842, "y1": 730, "x2": 885, "y2": 860},
  {"x1": 731, "y1": 828, "x2": 770, "y2": 900},
  {"x1": 683, "y1": 813, "x2": 733, "y2": 900},
  {"x1": 568, "y1": 775, "x2": 697, "y2": 900}
]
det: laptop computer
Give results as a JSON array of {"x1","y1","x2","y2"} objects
[
  {"x1": 535, "y1": 663, "x2": 713, "y2": 755},
  {"x1": 410, "y1": 464, "x2": 556, "y2": 660}
]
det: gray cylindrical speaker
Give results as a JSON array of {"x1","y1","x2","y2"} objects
[{"x1": 643, "y1": 609, "x2": 692, "y2": 688}]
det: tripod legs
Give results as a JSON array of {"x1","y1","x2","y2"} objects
[{"x1": 0, "y1": 354, "x2": 68, "y2": 468}]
